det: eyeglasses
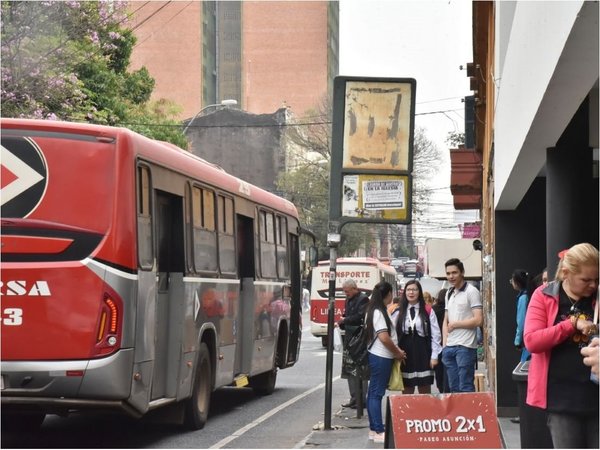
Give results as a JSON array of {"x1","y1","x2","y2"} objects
[{"x1": 405, "y1": 288, "x2": 419, "y2": 292}]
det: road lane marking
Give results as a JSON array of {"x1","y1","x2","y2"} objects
[{"x1": 209, "y1": 375, "x2": 342, "y2": 449}]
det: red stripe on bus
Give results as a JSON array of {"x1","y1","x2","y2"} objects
[{"x1": 1, "y1": 235, "x2": 73, "y2": 253}]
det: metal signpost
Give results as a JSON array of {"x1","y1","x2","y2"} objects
[{"x1": 324, "y1": 76, "x2": 416, "y2": 430}]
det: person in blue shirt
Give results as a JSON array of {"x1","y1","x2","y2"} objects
[{"x1": 510, "y1": 269, "x2": 535, "y2": 362}]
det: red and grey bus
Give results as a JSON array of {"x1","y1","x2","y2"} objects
[
  {"x1": 309, "y1": 257, "x2": 397, "y2": 346},
  {"x1": 0, "y1": 118, "x2": 308, "y2": 430}
]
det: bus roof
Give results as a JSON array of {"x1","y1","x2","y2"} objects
[
  {"x1": 1, "y1": 118, "x2": 298, "y2": 219},
  {"x1": 317, "y1": 257, "x2": 392, "y2": 267}
]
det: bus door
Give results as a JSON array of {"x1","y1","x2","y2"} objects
[
  {"x1": 152, "y1": 190, "x2": 185, "y2": 400},
  {"x1": 286, "y1": 233, "x2": 302, "y2": 365},
  {"x1": 235, "y1": 214, "x2": 255, "y2": 375}
]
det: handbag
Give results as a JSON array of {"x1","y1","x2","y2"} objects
[
  {"x1": 388, "y1": 359, "x2": 404, "y2": 391},
  {"x1": 346, "y1": 324, "x2": 369, "y2": 366}
]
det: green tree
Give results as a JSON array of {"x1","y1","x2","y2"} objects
[
  {"x1": 278, "y1": 99, "x2": 372, "y2": 258},
  {"x1": 1, "y1": 1, "x2": 185, "y2": 147},
  {"x1": 446, "y1": 131, "x2": 465, "y2": 148}
]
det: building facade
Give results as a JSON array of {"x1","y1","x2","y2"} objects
[
  {"x1": 128, "y1": 1, "x2": 339, "y2": 120},
  {"x1": 454, "y1": 1, "x2": 599, "y2": 416}
]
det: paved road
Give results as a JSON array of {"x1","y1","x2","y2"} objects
[{"x1": 2, "y1": 310, "x2": 349, "y2": 449}]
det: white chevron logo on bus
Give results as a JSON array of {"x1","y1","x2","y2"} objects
[{"x1": 0, "y1": 145, "x2": 44, "y2": 205}]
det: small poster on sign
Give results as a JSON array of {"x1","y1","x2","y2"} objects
[
  {"x1": 341, "y1": 174, "x2": 409, "y2": 220},
  {"x1": 362, "y1": 179, "x2": 405, "y2": 210},
  {"x1": 385, "y1": 392, "x2": 502, "y2": 448}
]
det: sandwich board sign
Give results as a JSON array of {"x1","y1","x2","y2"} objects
[{"x1": 385, "y1": 392, "x2": 502, "y2": 448}]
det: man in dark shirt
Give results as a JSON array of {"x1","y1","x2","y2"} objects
[{"x1": 338, "y1": 279, "x2": 369, "y2": 408}]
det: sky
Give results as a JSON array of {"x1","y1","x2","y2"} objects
[{"x1": 338, "y1": 0, "x2": 478, "y2": 242}]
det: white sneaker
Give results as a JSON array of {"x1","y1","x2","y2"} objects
[
  {"x1": 373, "y1": 432, "x2": 385, "y2": 444},
  {"x1": 368, "y1": 430, "x2": 376, "y2": 440}
]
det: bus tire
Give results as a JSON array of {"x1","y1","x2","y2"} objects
[
  {"x1": 321, "y1": 335, "x2": 328, "y2": 348},
  {"x1": 1, "y1": 412, "x2": 45, "y2": 432},
  {"x1": 250, "y1": 368, "x2": 277, "y2": 395},
  {"x1": 184, "y1": 343, "x2": 212, "y2": 430}
]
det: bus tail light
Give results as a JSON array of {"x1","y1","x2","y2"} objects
[{"x1": 92, "y1": 290, "x2": 123, "y2": 358}]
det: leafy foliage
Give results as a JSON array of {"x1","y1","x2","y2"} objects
[
  {"x1": 1, "y1": 1, "x2": 185, "y2": 146},
  {"x1": 446, "y1": 131, "x2": 465, "y2": 148},
  {"x1": 279, "y1": 99, "x2": 375, "y2": 259}
]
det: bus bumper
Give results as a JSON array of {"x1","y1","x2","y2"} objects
[
  {"x1": 310, "y1": 322, "x2": 328, "y2": 337},
  {"x1": 1, "y1": 349, "x2": 136, "y2": 415}
]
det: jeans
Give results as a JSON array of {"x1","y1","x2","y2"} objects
[
  {"x1": 367, "y1": 352, "x2": 393, "y2": 433},
  {"x1": 547, "y1": 411, "x2": 599, "y2": 448},
  {"x1": 441, "y1": 345, "x2": 477, "y2": 392}
]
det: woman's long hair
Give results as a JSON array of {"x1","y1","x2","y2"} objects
[
  {"x1": 396, "y1": 279, "x2": 429, "y2": 336},
  {"x1": 511, "y1": 269, "x2": 536, "y2": 299},
  {"x1": 366, "y1": 281, "x2": 393, "y2": 343}
]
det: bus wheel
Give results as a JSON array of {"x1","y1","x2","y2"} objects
[
  {"x1": 250, "y1": 368, "x2": 277, "y2": 395},
  {"x1": 1, "y1": 412, "x2": 45, "y2": 432},
  {"x1": 184, "y1": 343, "x2": 212, "y2": 430},
  {"x1": 321, "y1": 335, "x2": 328, "y2": 348}
]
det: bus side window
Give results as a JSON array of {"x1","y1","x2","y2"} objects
[
  {"x1": 192, "y1": 186, "x2": 217, "y2": 273},
  {"x1": 218, "y1": 195, "x2": 236, "y2": 275},
  {"x1": 137, "y1": 165, "x2": 154, "y2": 270},
  {"x1": 276, "y1": 216, "x2": 289, "y2": 279},
  {"x1": 258, "y1": 210, "x2": 277, "y2": 278}
]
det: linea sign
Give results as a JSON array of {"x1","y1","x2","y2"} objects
[{"x1": 385, "y1": 392, "x2": 502, "y2": 448}]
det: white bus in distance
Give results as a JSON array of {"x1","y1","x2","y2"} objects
[{"x1": 308, "y1": 257, "x2": 397, "y2": 347}]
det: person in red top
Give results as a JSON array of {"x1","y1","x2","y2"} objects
[{"x1": 524, "y1": 243, "x2": 599, "y2": 449}]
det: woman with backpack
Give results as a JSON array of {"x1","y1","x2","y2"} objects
[
  {"x1": 365, "y1": 281, "x2": 406, "y2": 443},
  {"x1": 393, "y1": 279, "x2": 442, "y2": 394}
]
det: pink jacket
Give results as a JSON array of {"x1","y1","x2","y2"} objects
[{"x1": 523, "y1": 281, "x2": 578, "y2": 409}]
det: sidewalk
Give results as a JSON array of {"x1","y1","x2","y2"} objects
[
  {"x1": 300, "y1": 366, "x2": 521, "y2": 449},
  {"x1": 302, "y1": 402, "x2": 521, "y2": 449}
]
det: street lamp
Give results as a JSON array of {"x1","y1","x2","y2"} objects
[{"x1": 183, "y1": 99, "x2": 238, "y2": 134}]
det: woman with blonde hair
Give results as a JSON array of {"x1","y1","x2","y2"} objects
[
  {"x1": 423, "y1": 291, "x2": 434, "y2": 307},
  {"x1": 524, "y1": 243, "x2": 599, "y2": 448}
]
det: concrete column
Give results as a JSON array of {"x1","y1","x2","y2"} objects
[
  {"x1": 546, "y1": 97, "x2": 598, "y2": 277},
  {"x1": 495, "y1": 178, "x2": 546, "y2": 414}
]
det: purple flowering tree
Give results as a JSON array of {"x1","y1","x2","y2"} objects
[{"x1": 1, "y1": 1, "x2": 187, "y2": 147}]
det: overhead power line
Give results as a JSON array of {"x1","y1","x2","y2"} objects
[{"x1": 111, "y1": 108, "x2": 464, "y2": 130}]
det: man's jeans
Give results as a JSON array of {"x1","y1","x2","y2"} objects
[
  {"x1": 367, "y1": 352, "x2": 394, "y2": 433},
  {"x1": 441, "y1": 345, "x2": 477, "y2": 392}
]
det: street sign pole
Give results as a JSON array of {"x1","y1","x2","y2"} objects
[
  {"x1": 323, "y1": 75, "x2": 416, "y2": 431},
  {"x1": 323, "y1": 225, "x2": 341, "y2": 430}
]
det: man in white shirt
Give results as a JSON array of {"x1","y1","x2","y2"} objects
[{"x1": 442, "y1": 258, "x2": 483, "y2": 392}]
